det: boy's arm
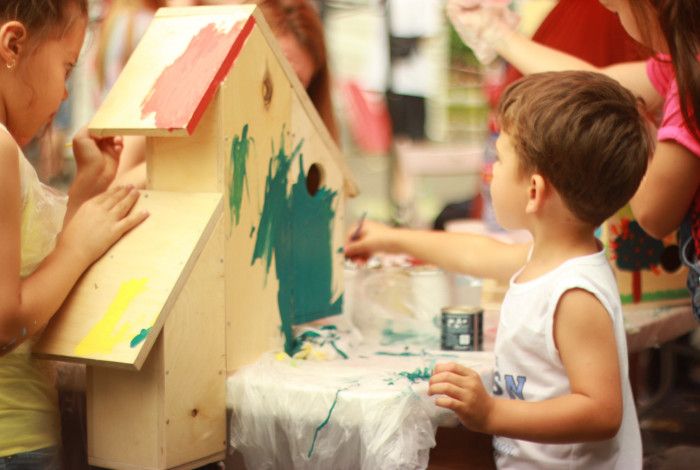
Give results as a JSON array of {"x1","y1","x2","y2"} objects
[
  {"x1": 345, "y1": 220, "x2": 530, "y2": 282},
  {"x1": 431, "y1": 289, "x2": 623, "y2": 442}
]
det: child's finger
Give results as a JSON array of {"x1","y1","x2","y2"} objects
[
  {"x1": 428, "y1": 381, "x2": 467, "y2": 404},
  {"x1": 114, "y1": 209, "x2": 150, "y2": 237},
  {"x1": 101, "y1": 185, "x2": 133, "y2": 209},
  {"x1": 110, "y1": 188, "x2": 141, "y2": 219},
  {"x1": 434, "y1": 394, "x2": 461, "y2": 412},
  {"x1": 433, "y1": 362, "x2": 473, "y2": 377}
]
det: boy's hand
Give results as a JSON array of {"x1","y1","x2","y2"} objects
[
  {"x1": 429, "y1": 362, "x2": 494, "y2": 433},
  {"x1": 446, "y1": 0, "x2": 518, "y2": 64},
  {"x1": 59, "y1": 186, "x2": 149, "y2": 267},
  {"x1": 344, "y1": 219, "x2": 397, "y2": 260}
]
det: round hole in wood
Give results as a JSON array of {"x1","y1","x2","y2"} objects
[{"x1": 306, "y1": 163, "x2": 324, "y2": 196}]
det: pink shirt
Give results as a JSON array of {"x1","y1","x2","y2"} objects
[{"x1": 646, "y1": 55, "x2": 700, "y2": 157}]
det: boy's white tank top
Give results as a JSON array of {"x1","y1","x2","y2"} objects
[{"x1": 493, "y1": 249, "x2": 642, "y2": 469}]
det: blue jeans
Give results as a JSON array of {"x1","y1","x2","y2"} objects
[
  {"x1": 679, "y1": 214, "x2": 700, "y2": 321},
  {"x1": 0, "y1": 447, "x2": 61, "y2": 470}
]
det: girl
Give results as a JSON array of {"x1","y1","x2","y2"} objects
[
  {"x1": 0, "y1": 0, "x2": 148, "y2": 467},
  {"x1": 448, "y1": 0, "x2": 700, "y2": 316}
]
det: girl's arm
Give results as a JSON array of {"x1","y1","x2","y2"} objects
[
  {"x1": 430, "y1": 289, "x2": 623, "y2": 442},
  {"x1": 496, "y1": 31, "x2": 662, "y2": 110},
  {"x1": 631, "y1": 141, "x2": 700, "y2": 239},
  {"x1": 345, "y1": 220, "x2": 530, "y2": 282},
  {"x1": 0, "y1": 132, "x2": 148, "y2": 353}
]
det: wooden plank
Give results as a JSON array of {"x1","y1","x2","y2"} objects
[
  {"x1": 35, "y1": 191, "x2": 222, "y2": 370},
  {"x1": 163, "y1": 216, "x2": 227, "y2": 467},
  {"x1": 89, "y1": 6, "x2": 256, "y2": 136},
  {"x1": 250, "y1": 8, "x2": 358, "y2": 196},
  {"x1": 147, "y1": 94, "x2": 224, "y2": 192},
  {"x1": 219, "y1": 26, "x2": 292, "y2": 371},
  {"x1": 86, "y1": 339, "x2": 164, "y2": 469},
  {"x1": 85, "y1": 216, "x2": 226, "y2": 469}
]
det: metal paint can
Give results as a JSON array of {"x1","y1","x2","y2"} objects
[{"x1": 440, "y1": 306, "x2": 483, "y2": 351}]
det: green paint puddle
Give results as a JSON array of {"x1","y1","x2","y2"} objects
[{"x1": 229, "y1": 126, "x2": 343, "y2": 355}]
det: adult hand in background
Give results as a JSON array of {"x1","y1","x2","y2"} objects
[{"x1": 446, "y1": 0, "x2": 519, "y2": 64}]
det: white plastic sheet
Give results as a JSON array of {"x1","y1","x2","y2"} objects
[{"x1": 228, "y1": 347, "x2": 493, "y2": 470}]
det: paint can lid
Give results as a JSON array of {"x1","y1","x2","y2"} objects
[{"x1": 441, "y1": 305, "x2": 483, "y2": 315}]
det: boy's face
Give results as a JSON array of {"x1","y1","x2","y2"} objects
[{"x1": 491, "y1": 132, "x2": 529, "y2": 230}]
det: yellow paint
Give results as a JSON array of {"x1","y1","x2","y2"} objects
[{"x1": 74, "y1": 278, "x2": 150, "y2": 356}]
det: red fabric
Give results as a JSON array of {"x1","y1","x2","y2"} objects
[{"x1": 493, "y1": 0, "x2": 644, "y2": 105}]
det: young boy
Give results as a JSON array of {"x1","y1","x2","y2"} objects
[{"x1": 345, "y1": 71, "x2": 652, "y2": 468}]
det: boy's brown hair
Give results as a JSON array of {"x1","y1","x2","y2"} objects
[{"x1": 498, "y1": 71, "x2": 652, "y2": 227}]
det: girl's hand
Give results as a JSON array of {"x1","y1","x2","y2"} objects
[
  {"x1": 344, "y1": 219, "x2": 397, "y2": 260},
  {"x1": 59, "y1": 186, "x2": 149, "y2": 267},
  {"x1": 429, "y1": 362, "x2": 495, "y2": 433},
  {"x1": 69, "y1": 128, "x2": 123, "y2": 202}
]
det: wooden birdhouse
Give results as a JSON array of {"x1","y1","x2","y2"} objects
[
  {"x1": 34, "y1": 5, "x2": 355, "y2": 469},
  {"x1": 602, "y1": 206, "x2": 688, "y2": 304}
]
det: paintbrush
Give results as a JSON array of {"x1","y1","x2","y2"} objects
[{"x1": 350, "y1": 211, "x2": 367, "y2": 241}]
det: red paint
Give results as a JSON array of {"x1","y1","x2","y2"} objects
[{"x1": 141, "y1": 17, "x2": 255, "y2": 133}]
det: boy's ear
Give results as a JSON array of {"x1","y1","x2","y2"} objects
[
  {"x1": 525, "y1": 173, "x2": 546, "y2": 214},
  {"x1": 0, "y1": 21, "x2": 28, "y2": 68}
]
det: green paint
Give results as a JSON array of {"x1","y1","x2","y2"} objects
[
  {"x1": 381, "y1": 326, "x2": 421, "y2": 345},
  {"x1": 620, "y1": 289, "x2": 688, "y2": 304},
  {"x1": 229, "y1": 124, "x2": 252, "y2": 226},
  {"x1": 376, "y1": 351, "x2": 421, "y2": 357},
  {"x1": 399, "y1": 366, "x2": 433, "y2": 383},
  {"x1": 308, "y1": 388, "x2": 343, "y2": 458},
  {"x1": 337, "y1": 247, "x2": 344, "y2": 254},
  {"x1": 250, "y1": 130, "x2": 343, "y2": 354},
  {"x1": 330, "y1": 341, "x2": 349, "y2": 359},
  {"x1": 130, "y1": 328, "x2": 151, "y2": 348},
  {"x1": 375, "y1": 350, "x2": 459, "y2": 358},
  {"x1": 249, "y1": 226, "x2": 255, "y2": 238}
]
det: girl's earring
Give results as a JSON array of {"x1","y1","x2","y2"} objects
[{"x1": 6, "y1": 59, "x2": 15, "y2": 70}]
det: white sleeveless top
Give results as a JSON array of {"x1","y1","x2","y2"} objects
[{"x1": 492, "y1": 249, "x2": 642, "y2": 469}]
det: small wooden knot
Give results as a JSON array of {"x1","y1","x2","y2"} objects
[
  {"x1": 191, "y1": 408, "x2": 198, "y2": 418},
  {"x1": 262, "y1": 70, "x2": 273, "y2": 108}
]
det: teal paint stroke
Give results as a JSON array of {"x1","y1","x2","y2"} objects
[
  {"x1": 230, "y1": 127, "x2": 343, "y2": 354},
  {"x1": 228, "y1": 124, "x2": 252, "y2": 226},
  {"x1": 386, "y1": 362, "x2": 435, "y2": 385},
  {"x1": 130, "y1": 327, "x2": 151, "y2": 348}
]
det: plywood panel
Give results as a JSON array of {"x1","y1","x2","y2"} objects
[
  {"x1": 90, "y1": 6, "x2": 255, "y2": 136},
  {"x1": 163, "y1": 216, "x2": 227, "y2": 467},
  {"x1": 147, "y1": 95, "x2": 223, "y2": 193},
  {"x1": 85, "y1": 216, "x2": 226, "y2": 470},
  {"x1": 87, "y1": 338, "x2": 164, "y2": 469},
  {"x1": 35, "y1": 191, "x2": 222, "y2": 370},
  {"x1": 250, "y1": 8, "x2": 358, "y2": 196},
  {"x1": 219, "y1": 26, "x2": 291, "y2": 370},
  {"x1": 220, "y1": 24, "x2": 347, "y2": 371}
]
